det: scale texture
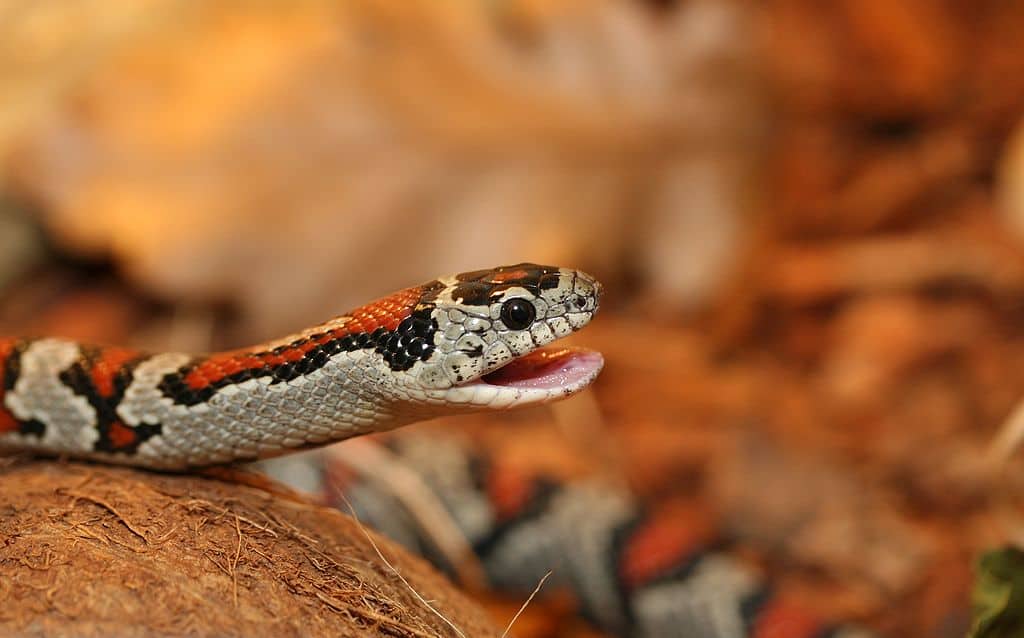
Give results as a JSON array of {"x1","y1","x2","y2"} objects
[{"x1": 0, "y1": 264, "x2": 601, "y2": 468}]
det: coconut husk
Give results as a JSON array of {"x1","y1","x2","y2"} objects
[{"x1": 0, "y1": 457, "x2": 500, "y2": 638}]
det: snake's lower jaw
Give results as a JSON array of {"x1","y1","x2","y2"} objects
[
  {"x1": 481, "y1": 347, "x2": 603, "y2": 390},
  {"x1": 436, "y1": 347, "x2": 604, "y2": 409}
]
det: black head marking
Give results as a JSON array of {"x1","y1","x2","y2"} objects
[{"x1": 450, "y1": 263, "x2": 562, "y2": 306}]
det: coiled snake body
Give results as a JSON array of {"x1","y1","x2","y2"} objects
[{"x1": 0, "y1": 264, "x2": 602, "y2": 468}]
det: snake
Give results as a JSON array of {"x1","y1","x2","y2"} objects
[
  {"x1": 0, "y1": 263, "x2": 603, "y2": 469},
  {"x1": 0, "y1": 262, "x2": 871, "y2": 638},
  {"x1": 325, "y1": 435, "x2": 871, "y2": 638}
]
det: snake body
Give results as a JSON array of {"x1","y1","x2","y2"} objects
[
  {"x1": 0, "y1": 264, "x2": 602, "y2": 469},
  {"x1": 0, "y1": 263, "x2": 871, "y2": 638},
  {"x1": 327, "y1": 435, "x2": 868, "y2": 638}
]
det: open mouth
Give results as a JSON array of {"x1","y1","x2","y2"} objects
[{"x1": 479, "y1": 346, "x2": 604, "y2": 392}]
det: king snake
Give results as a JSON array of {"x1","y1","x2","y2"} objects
[{"x1": 0, "y1": 263, "x2": 868, "y2": 637}]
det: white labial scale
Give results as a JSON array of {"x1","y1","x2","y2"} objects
[
  {"x1": 547, "y1": 316, "x2": 573, "y2": 338},
  {"x1": 486, "y1": 388, "x2": 520, "y2": 409},
  {"x1": 413, "y1": 388, "x2": 449, "y2": 406},
  {"x1": 566, "y1": 312, "x2": 590, "y2": 330},
  {"x1": 483, "y1": 342, "x2": 511, "y2": 368},
  {"x1": 529, "y1": 322, "x2": 554, "y2": 345},
  {"x1": 443, "y1": 353, "x2": 484, "y2": 385},
  {"x1": 6, "y1": 339, "x2": 98, "y2": 453},
  {"x1": 467, "y1": 384, "x2": 498, "y2": 405},
  {"x1": 514, "y1": 389, "x2": 557, "y2": 408},
  {"x1": 441, "y1": 385, "x2": 476, "y2": 405},
  {"x1": 503, "y1": 331, "x2": 533, "y2": 356}
]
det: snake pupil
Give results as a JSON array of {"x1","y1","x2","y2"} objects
[{"x1": 500, "y1": 298, "x2": 536, "y2": 330}]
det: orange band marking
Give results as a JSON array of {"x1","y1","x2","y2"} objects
[
  {"x1": 0, "y1": 338, "x2": 18, "y2": 433},
  {"x1": 184, "y1": 286, "x2": 425, "y2": 392}
]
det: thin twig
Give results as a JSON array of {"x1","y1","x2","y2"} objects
[
  {"x1": 501, "y1": 570, "x2": 552, "y2": 638},
  {"x1": 63, "y1": 489, "x2": 148, "y2": 541},
  {"x1": 181, "y1": 499, "x2": 278, "y2": 537},
  {"x1": 339, "y1": 494, "x2": 467, "y2": 638},
  {"x1": 231, "y1": 515, "x2": 243, "y2": 607},
  {"x1": 988, "y1": 395, "x2": 1024, "y2": 466},
  {"x1": 326, "y1": 440, "x2": 487, "y2": 590}
]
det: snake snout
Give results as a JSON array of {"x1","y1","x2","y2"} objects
[{"x1": 568, "y1": 269, "x2": 602, "y2": 316}]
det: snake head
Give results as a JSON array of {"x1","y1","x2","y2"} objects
[{"x1": 406, "y1": 263, "x2": 604, "y2": 408}]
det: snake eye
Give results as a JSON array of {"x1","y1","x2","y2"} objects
[{"x1": 500, "y1": 298, "x2": 536, "y2": 330}]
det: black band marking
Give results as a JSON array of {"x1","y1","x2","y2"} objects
[
  {"x1": 3, "y1": 340, "x2": 47, "y2": 439},
  {"x1": 158, "y1": 309, "x2": 439, "y2": 407},
  {"x1": 57, "y1": 347, "x2": 160, "y2": 454}
]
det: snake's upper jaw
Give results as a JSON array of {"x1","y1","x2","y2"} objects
[{"x1": 438, "y1": 346, "x2": 604, "y2": 408}]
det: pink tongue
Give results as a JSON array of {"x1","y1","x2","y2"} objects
[{"x1": 481, "y1": 347, "x2": 604, "y2": 390}]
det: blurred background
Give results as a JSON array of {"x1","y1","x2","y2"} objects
[{"x1": 3, "y1": 1, "x2": 1024, "y2": 636}]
